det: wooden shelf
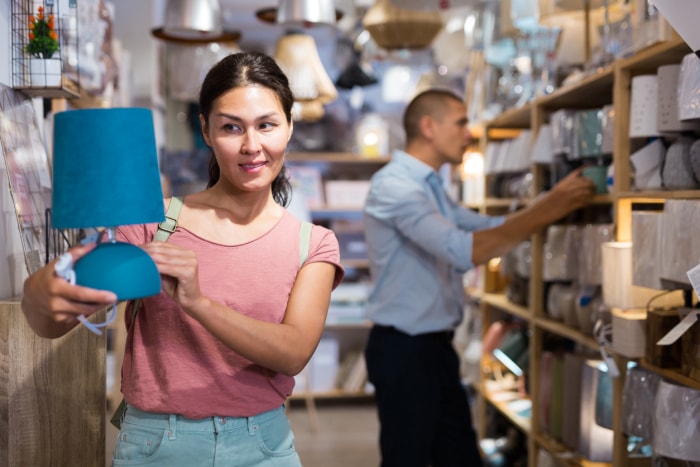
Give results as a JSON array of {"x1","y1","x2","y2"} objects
[
  {"x1": 324, "y1": 320, "x2": 373, "y2": 330},
  {"x1": 476, "y1": 383, "x2": 531, "y2": 433},
  {"x1": 614, "y1": 190, "x2": 700, "y2": 200},
  {"x1": 637, "y1": 358, "x2": 700, "y2": 391},
  {"x1": 486, "y1": 103, "x2": 532, "y2": 130},
  {"x1": 617, "y1": 36, "x2": 691, "y2": 73},
  {"x1": 534, "y1": 317, "x2": 600, "y2": 350},
  {"x1": 538, "y1": 66, "x2": 615, "y2": 111},
  {"x1": 481, "y1": 293, "x2": 531, "y2": 321},
  {"x1": 341, "y1": 259, "x2": 370, "y2": 269},
  {"x1": 287, "y1": 152, "x2": 390, "y2": 163},
  {"x1": 534, "y1": 432, "x2": 613, "y2": 467},
  {"x1": 475, "y1": 36, "x2": 694, "y2": 467}
]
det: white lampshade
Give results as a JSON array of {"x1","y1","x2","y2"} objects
[
  {"x1": 601, "y1": 242, "x2": 684, "y2": 310},
  {"x1": 159, "y1": 0, "x2": 221, "y2": 39},
  {"x1": 256, "y1": 0, "x2": 341, "y2": 25},
  {"x1": 650, "y1": 0, "x2": 700, "y2": 54}
]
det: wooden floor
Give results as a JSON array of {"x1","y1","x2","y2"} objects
[
  {"x1": 105, "y1": 400, "x2": 381, "y2": 466},
  {"x1": 289, "y1": 400, "x2": 381, "y2": 467}
]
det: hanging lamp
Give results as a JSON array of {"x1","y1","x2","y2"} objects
[
  {"x1": 152, "y1": 0, "x2": 240, "y2": 44},
  {"x1": 256, "y1": 0, "x2": 343, "y2": 26},
  {"x1": 362, "y1": 0, "x2": 443, "y2": 50}
]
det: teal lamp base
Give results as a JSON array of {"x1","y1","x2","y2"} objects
[{"x1": 74, "y1": 242, "x2": 161, "y2": 301}]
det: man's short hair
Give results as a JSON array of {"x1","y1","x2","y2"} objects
[{"x1": 403, "y1": 89, "x2": 464, "y2": 143}]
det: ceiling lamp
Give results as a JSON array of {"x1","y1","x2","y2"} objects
[
  {"x1": 257, "y1": 0, "x2": 343, "y2": 26},
  {"x1": 362, "y1": 0, "x2": 443, "y2": 50},
  {"x1": 274, "y1": 32, "x2": 338, "y2": 121},
  {"x1": 152, "y1": 0, "x2": 240, "y2": 44}
]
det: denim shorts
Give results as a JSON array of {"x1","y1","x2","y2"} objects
[{"x1": 111, "y1": 404, "x2": 302, "y2": 467}]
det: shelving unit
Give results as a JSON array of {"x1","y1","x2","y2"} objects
[
  {"x1": 286, "y1": 152, "x2": 389, "y2": 401},
  {"x1": 473, "y1": 35, "x2": 697, "y2": 466}
]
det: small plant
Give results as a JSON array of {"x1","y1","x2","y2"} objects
[{"x1": 25, "y1": 5, "x2": 59, "y2": 59}]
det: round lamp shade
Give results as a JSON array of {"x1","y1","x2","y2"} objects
[{"x1": 52, "y1": 108, "x2": 165, "y2": 229}]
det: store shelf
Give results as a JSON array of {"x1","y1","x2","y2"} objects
[
  {"x1": 472, "y1": 36, "x2": 700, "y2": 467},
  {"x1": 482, "y1": 293, "x2": 531, "y2": 321},
  {"x1": 476, "y1": 382, "x2": 531, "y2": 434},
  {"x1": 341, "y1": 259, "x2": 370, "y2": 269},
  {"x1": 534, "y1": 317, "x2": 600, "y2": 350},
  {"x1": 614, "y1": 190, "x2": 700, "y2": 200},
  {"x1": 324, "y1": 320, "x2": 372, "y2": 330},
  {"x1": 637, "y1": 358, "x2": 700, "y2": 391},
  {"x1": 486, "y1": 103, "x2": 532, "y2": 130},
  {"x1": 287, "y1": 152, "x2": 390, "y2": 163},
  {"x1": 617, "y1": 36, "x2": 691, "y2": 73},
  {"x1": 534, "y1": 432, "x2": 613, "y2": 467},
  {"x1": 537, "y1": 66, "x2": 615, "y2": 111}
]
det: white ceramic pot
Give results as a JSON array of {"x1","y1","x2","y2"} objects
[{"x1": 29, "y1": 58, "x2": 61, "y2": 87}]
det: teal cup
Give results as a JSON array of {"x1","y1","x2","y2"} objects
[{"x1": 582, "y1": 165, "x2": 608, "y2": 194}]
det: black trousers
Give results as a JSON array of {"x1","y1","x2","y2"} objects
[{"x1": 365, "y1": 325, "x2": 483, "y2": 467}]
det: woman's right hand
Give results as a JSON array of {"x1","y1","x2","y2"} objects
[{"x1": 21, "y1": 244, "x2": 117, "y2": 338}]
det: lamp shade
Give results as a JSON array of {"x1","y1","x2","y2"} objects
[
  {"x1": 161, "y1": 0, "x2": 222, "y2": 39},
  {"x1": 52, "y1": 108, "x2": 165, "y2": 230},
  {"x1": 52, "y1": 108, "x2": 164, "y2": 300},
  {"x1": 256, "y1": 0, "x2": 342, "y2": 25},
  {"x1": 650, "y1": 0, "x2": 700, "y2": 55}
]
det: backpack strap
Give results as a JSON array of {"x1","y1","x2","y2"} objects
[
  {"x1": 130, "y1": 196, "x2": 184, "y2": 321},
  {"x1": 155, "y1": 196, "x2": 184, "y2": 241},
  {"x1": 299, "y1": 221, "x2": 312, "y2": 266}
]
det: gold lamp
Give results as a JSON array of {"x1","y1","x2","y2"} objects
[{"x1": 362, "y1": 0, "x2": 443, "y2": 50}]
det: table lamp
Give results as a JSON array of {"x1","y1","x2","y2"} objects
[{"x1": 52, "y1": 108, "x2": 165, "y2": 301}]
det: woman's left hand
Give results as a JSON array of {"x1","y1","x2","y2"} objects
[{"x1": 141, "y1": 241, "x2": 203, "y2": 313}]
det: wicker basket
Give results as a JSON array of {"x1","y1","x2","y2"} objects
[{"x1": 362, "y1": 0, "x2": 443, "y2": 50}]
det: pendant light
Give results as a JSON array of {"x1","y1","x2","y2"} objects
[
  {"x1": 257, "y1": 0, "x2": 343, "y2": 26},
  {"x1": 362, "y1": 0, "x2": 443, "y2": 50},
  {"x1": 152, "y1": 0, "x2": 240, "y2": 44}
]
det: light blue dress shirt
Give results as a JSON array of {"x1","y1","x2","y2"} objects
[{"x1": 363, "y1": 150, "x2": 505, "y2": 335}]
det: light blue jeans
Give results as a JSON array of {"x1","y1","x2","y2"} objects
[{"x1": 111, "y1": 404, "x2": 302, "y2": 466}]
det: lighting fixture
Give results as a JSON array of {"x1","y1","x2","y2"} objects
[
  {"x1": 152, "y1": 0, "x2": 241, "y2": 44},
  {"x1": 256, "y1": 0, "x2": 343, "y2": 25},
  {"x1": 52, "y1": 108, "x2": 165, "y2": 302}
]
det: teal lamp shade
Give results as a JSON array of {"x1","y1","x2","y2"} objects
[{"x1": 52, "y1": 108, "x2": 165, "y2": 300}]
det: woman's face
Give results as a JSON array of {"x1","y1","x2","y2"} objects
[{"x1": 201, "y1": 84, "x2": 291, "y2": 194}]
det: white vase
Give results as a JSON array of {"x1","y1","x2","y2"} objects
[{"x1": 29, "y1": 58, "x2": 62, "y2": 87}]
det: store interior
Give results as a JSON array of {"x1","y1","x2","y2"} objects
[{"x1": 2, "y1": 0, "x2": 700, "y2": 466}]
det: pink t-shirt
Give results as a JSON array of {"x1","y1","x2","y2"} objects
[{"x1": 116, "y1": 209, "x2": 344, "y2": 419}]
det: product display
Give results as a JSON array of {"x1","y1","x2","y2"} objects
[
  {"x1": 653, "y1": 380, "x2": 700, "y2": 461},
  {"x1": 622, "y1": 365, "x2": 661, "y2": 440},
  {"x1": 656, "y1": 64, "x2": 697, "y2": 133},
  {"x1": 9, "y1": 5, "x2": 700, "y2": 467},
  {"x1": 629, "y1": 75, "x2": 660, "y2": 138}
]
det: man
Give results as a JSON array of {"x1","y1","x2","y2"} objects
[{"x1": 363, "y1": 89, "x2": 595, "y2": 467}]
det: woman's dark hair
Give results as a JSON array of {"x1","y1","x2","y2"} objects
[{"x1": 199, "y1": 51, "x2": 293, "y2": 206}]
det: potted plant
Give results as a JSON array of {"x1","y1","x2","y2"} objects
[{"x1": 25, "y1": 5, "x2": 61, "y2": 87}]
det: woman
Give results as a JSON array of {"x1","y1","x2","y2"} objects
[{"x1": 21, "y1": 51, "x2": 344, "y2": 466}]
